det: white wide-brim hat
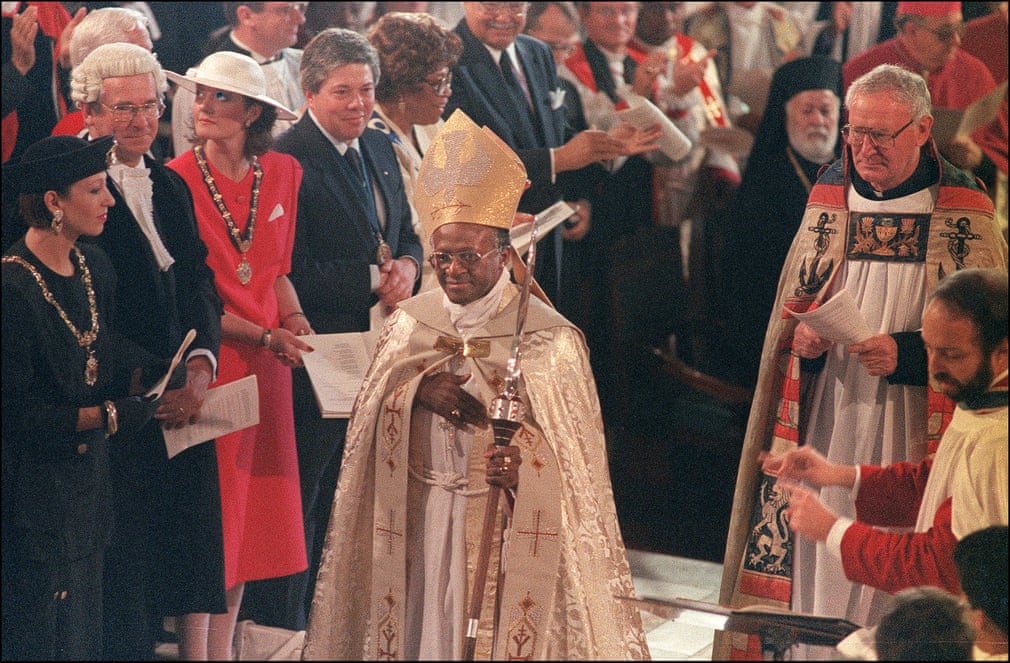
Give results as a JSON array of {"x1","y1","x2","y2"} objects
[{"x1": 166, "y1": 51, "x2": 297, "y2": 120}]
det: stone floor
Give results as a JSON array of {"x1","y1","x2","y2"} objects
[{"x1": 628, "y1": 548, "x2": 723, "y2": 661}]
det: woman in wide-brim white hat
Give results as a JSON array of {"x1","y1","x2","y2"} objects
[{"x1": 166, "y1": 50, "x2": 313, "y2": 661}]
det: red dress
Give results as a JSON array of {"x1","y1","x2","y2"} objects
[{"x1": 168, "y1": 149, "x2": 307, "y2": 588}]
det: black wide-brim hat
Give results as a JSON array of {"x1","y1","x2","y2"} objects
[{"x1": 4, "y1": 135, "x2": 116, "y2": 195}]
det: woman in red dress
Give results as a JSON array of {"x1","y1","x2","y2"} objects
[{"x1": 167, "y1": 51, "x2": 313, "y2": 660}]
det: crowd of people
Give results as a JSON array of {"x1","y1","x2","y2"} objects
[{"x1": 2, "y1": 2, "x2": 1007, "y2": 661}]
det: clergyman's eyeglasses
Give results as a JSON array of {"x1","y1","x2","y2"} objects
[{"x1": 841, "y1": 118, "x2": 914, "y2": 150}]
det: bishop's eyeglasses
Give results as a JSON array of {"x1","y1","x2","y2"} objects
[
  {"x1": 841, "y1": 118, "x2": 914, "y2": 150},
  {"x1": 429, "y1": 249, "x2": 501, "y2": 270}
]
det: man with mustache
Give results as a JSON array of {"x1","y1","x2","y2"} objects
[
  {"x1": 722, "y1": 55, "x2": 842, "y2": 389},
  {"x1": 716, "y1": 64, "x2": 1006, "y2": 660},
  {"x1": 761, "y1": 267, "x2": 1007, "y2": 619}
]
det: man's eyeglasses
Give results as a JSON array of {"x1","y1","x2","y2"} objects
[
  {"x1": 923, "y1": 20, "x2": 965, "y2": 43},
  {"x1": 547, "y1": 42, "x2": 577, "y2": 57},
  {"x1": 841, "y1": 118, "x2": 914, "y2": 150},
  {"x1": 264, "y1": 2, "x2": 309, "y2": 16},
  {"x1": 428, "y1": 249, "x2": 500, "y2": 270},
  {"x1": 99, "y1": 101, "x2": 165, "y2": 123},
  {"x1": 478, "y1": 2, "x2": 528, "y2": 16},
  {"x1": 422, "y1": 72, "x2": 453, "y2": 96}
]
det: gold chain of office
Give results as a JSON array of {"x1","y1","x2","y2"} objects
[
  {"x1": 193, "y1": 144, "x2": 263, "y2": 285},
  {"x1": 3, "y1": 247, "x2": 100, "y2": 386}
]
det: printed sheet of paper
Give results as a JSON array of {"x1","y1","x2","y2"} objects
[
  {"x1": 162, "y1": 374, "x2": 259, "y2": 459},
  {"x1": 300, "y1": 332, "x2": 373, "y2": 418},
  {"x1": 784, "y1": 289, "x2": 873, "y2": 345},
  {"x1": 509, "y1": 200, "x2": 576, "y2": 256}
]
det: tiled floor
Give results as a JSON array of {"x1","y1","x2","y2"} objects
[
  {"x1": 155, "y1": 548, "x2": 723, "y2": 660},
  {"x1": 628, "y1": 548, "x2": 723, "y2": 661}
]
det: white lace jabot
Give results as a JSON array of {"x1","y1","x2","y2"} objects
[{"x1": 108, "y1": 161, "x2": 175, "y2": 271}]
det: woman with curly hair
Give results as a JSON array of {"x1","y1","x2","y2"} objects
[{"x1": 367, "y1": 11, "x2": 462, "y2": 291}]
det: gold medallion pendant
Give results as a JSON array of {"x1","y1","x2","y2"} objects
[
  {"x1": 376, "y1": 237, "x2": 392, "y2": 266},
  {"x1": 85, "y1": 351, "x2": 99, "y2": 386},
  {"x1": 237, "y1": 257, "x2": 253, "y2": 285}
]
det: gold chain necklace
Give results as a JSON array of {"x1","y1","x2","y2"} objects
[
  {"x1": 193, "y1": 144, "x2": 263, "y2": 285},
  {"x1": 3, "y1": 247, "x2": 100, "y2": 386}
]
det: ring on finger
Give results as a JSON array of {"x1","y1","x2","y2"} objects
[{"x1": 502, "y1": 455, "x2": 512, "y2": 467}]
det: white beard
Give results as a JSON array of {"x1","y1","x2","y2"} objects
[{"x1": 788, "y1": 124, "x2": 838, "y2": 164}]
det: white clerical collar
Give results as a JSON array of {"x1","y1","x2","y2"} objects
[
  {"x1": 307, "y1": 109, "x2": 360, "y2": 156},
  {"x1": 443, "y1": 268, "x2": 512, "y2": 340},
  {"x1": 229, "y1": 31, "x2": 282, "y2": 65}
]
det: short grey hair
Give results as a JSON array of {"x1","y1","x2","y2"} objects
[
  {"x1": 71, "y1": 42, "x2": 168, "y2": 106},
  {"x1": 845, "y1": 64, "x2": 932, "y2": 121},
  {"x1": 69, "y1": 7, "x2": 150, "y2": 68},
  {"x1": 300, "y1": 28, "x2": 380, "y2": 94}
]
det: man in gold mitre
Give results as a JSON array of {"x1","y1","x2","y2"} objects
[{"x1": 302, "y1": 109, "x2": 649, "y2": 661}]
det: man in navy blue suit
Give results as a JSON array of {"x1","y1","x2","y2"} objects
[
  {"x1": 446, "y1": 1, "x2": 629, "y2": 308},
  {"x1": 249, "y1": 27, "x2": 423, "y2": 632}
]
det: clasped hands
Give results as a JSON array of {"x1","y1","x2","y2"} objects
[
  {"x1": 760, "y1": 446, "x2": 857, "y2": 543},
  {"x1": 793, "y1": 322, "x2": 898, "y2": 377},
  {"x1": 415, "y1": 372, "x2": 522, "y2": 488}
]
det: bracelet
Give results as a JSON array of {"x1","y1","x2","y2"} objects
[
  {"x1": 281, "y1": 311, "x2": 306, "y2": 325},
  {"x1": 103, "y1": 400, "x2": 118, "y2": 438},
  {"x1": 260, "y1": 328, "x2": 273, "y2": 349}
]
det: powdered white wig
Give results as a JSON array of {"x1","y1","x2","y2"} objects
[
  {"x1": 69, "y1": 7, "x2": 151, "y2": 68},
  {"x1": 71, "y1": 42, "x2": 168, "y2": 107}
]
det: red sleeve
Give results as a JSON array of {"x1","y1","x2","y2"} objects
[
  {"x1": 854, "y1": 458, "x2": 933, "y2": 527},
  {"x1": 840, "y1": 498, "x2": 961, "y2": 594}
]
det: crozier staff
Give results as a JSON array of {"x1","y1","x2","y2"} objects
[{"x1": 1, "y1": 135, "x2": 167, "y2": 660}]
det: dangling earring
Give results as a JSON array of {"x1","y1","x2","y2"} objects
[
  {"x1": 50, "y1": 209, "x2": 64, "y2": 235},
  {"x1": 398, "y1": 96, "x2": 406, "y2": 114}
]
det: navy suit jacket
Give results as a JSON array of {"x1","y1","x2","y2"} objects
[
  {"x1": 447, "y1": 21, "x2": 569, "y2": 215},
  {"x1": 275, "y1": 115, "x2": 423, "y2": 334},
  {"x1": 447, "y1": 20, "x2": 585, "y2": 302}
]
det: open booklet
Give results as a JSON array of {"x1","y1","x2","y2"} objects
[
  {"x1": 784, "y1": 289, "x2": 873, "y2": 345},
  {"x1": 300, "y1": 332, "x2": 377, "y2": 418},
  {"x1": 932, "y1": 80, "x2": 1007, "y2": 147},
  {"x1": 161, "y1": 374, "x2": 260, "y2": 459}
]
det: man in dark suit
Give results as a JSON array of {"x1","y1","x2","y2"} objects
[
  {"x1": 264, "y1": 27, "x2": 423, "y2": 632},
  {"x1": 446, "y1": 1, "x2": 627, "y2": 308},
  {"x1": 72, "y1": 43, "x2": 226, "y2": 660}
]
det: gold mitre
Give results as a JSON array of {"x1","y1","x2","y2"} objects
[{"x1": 416, "y1": 109, "x2": 527, "y2": 241}]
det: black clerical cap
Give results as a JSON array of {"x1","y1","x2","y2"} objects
[
  {"x1": 5, "y1": 135, "x2": 116, "y2": 195},
  {"x1": 768, "y1": 56, "x2": 843, "y2": 109}
]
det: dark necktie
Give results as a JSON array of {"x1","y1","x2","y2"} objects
[
  {"x1": 500, "y1": 49, "x2": 533, "y2": 113},
  {"x1": 343, "y1": 146, "x2": 381, "y2": 236},
  {"x1": 344, "y1": 146, "x2": 367, "y2": 189}
]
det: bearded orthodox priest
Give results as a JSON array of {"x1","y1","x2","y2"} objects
[{"x1": 302, "y1": 110, "x2": 648, "y2": 661}]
